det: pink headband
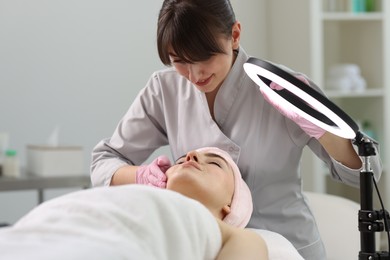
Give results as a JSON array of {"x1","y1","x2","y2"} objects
[{"x1": 195, "y1": 147, "x2": 253, "y2": 228}]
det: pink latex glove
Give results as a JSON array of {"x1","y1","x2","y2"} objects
[
  {"x1": 135, "y1": 155, "x2": 171, "y2": 188},
  {"x1": 262, "y1": 75, "x2": 326, "y2": 139}
]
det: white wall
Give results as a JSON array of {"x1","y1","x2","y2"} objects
[
  {"x1": 265, "y1": 0, "x2": 311, "y2": 75},
  {"x1": 0, "y1": 0, "x2": 268, "y2": 224},
  {"x1": 231, "y1": 0, "x2": 267, "y2": 58}
]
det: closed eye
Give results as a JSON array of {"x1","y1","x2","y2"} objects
[{"x1": 209, "y1": 161, "x2": 222, "y2": 168}]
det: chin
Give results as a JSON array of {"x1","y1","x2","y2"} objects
[
  {"x1": 167, "y1": 176, "x2": 204, "y2": 200},
  {"x1": 166, "y1": 173, "x2": 193, "y2": 191}
]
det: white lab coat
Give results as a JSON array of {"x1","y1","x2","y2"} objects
[{"x1": 91, "y1": 47, "x2": 382, "y2": 259}]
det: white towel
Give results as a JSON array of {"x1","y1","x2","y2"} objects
[{"x1": 0, "y1": 185, "x2": 221, "y2": 260}]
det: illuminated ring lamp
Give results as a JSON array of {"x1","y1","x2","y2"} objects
[{"x1": 243, "y1": 57, "x2": 358, "y2": 139}]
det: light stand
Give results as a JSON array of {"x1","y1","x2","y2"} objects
[
  {"x1": 354, "y1": 131, "x2": 390, "y2": 259},
  {"x1": 243, "y1": 57, "x2": 390, "y2": 259}
]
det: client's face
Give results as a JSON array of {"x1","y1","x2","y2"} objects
[{"x1": 166, "y1": 150, "x2": 235, "y2": 219}]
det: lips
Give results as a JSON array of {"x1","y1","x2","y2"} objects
[
  {"x1": 196, "y1": 75, "x2": 213, "y2": 87},
  {"x1": 181, "y1": 161, "x2": 202, "y2": 171}
]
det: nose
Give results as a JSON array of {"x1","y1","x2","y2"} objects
[
  {"x1": 185, "y1": 151, "x2": 199, "y2": 162},
  {"x1": 187, "y1": 64, "x2": 202, "y2": 83}
]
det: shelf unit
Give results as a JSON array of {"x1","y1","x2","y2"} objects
[{"x1": 309, "y1": 0, "x2": 389, "y2": 209}]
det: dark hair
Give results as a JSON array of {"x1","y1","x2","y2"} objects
[{"x1": 157, "y1": 0, "x2": 236, "y2": 65}]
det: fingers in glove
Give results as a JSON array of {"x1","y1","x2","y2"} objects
[
  {"x1": 149, "y1": 165, "x2": 168, "y2": 181},
  {"x1": 156, "y1": 155, "x2": 172, "y2": 167}
]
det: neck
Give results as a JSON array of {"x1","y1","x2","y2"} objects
[{"x1": 206, "y1": 88, "x2": 218, "y2": 120}]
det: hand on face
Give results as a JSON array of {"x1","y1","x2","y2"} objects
[{"x1": 135, "y1": 155, "x2": 172, "y2": 188}]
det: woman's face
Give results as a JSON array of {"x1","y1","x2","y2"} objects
[
  {"x1": 166, "y1": 150, "x2": 235, "y2": 219},
  {"x1": 169, "y1": 23, "x2": 240, "y2": 95}
]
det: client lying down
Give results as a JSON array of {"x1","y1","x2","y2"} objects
[{"x1": 0, "y1": 147, "x2": 302, "y2": 259}]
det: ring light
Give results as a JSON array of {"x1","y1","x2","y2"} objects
[
  {"x1": 243, "y1": 58, "x2": 390, "y2": 257},
  {"x1": 243, "y1": 57, "x2": 358, "y2": 139}
]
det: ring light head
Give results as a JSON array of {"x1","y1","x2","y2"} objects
[{"x1": 243, "y1": 57, "x2": 358, "y2": 139}]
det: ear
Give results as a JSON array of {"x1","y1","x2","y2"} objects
[
  {"x1": 231, "y1": 21, "x2": 241, "y2": 50},
  {"x1": 222, "y1": 204, "x2": 231, "y2": 217}
]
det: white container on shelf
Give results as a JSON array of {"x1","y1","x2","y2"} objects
[
  {"x1": 26, "y1": 145, "x2": 84, "y2": 177},
  {"x1": 325, "y1": 63, "x2": 367, "y2": 92},
  {"x1": 3, "y1": 149, "x2": 20, "y2": 178}
]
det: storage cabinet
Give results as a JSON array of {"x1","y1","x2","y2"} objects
[{"x1": 308, "y1": 0, "x2": 390, "y2": 209}]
